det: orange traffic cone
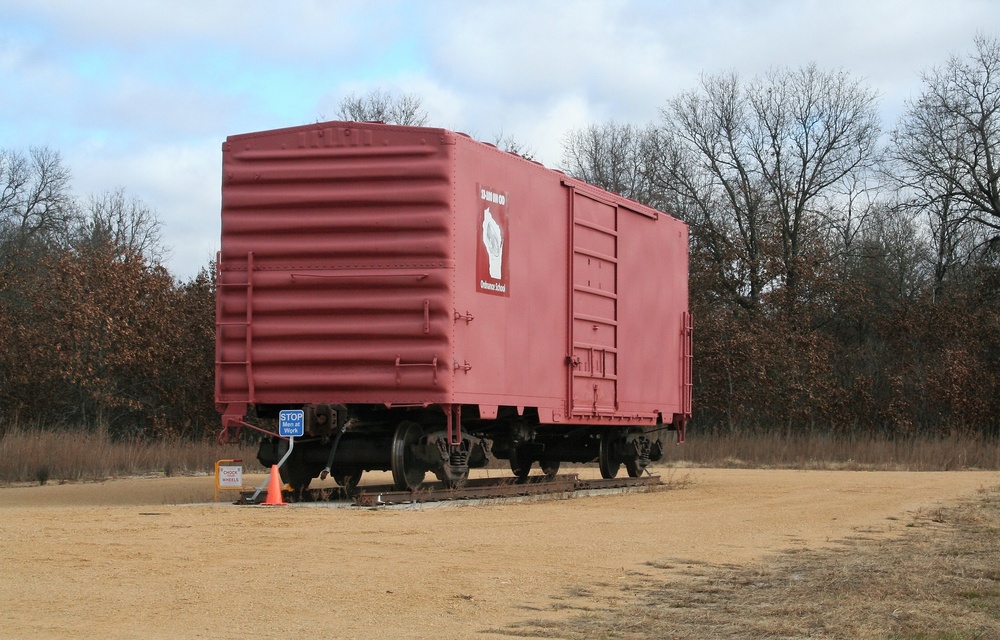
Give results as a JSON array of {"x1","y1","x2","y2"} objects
[{"x1": 262, "y1": 464, "x2": 286, "y2": 505}]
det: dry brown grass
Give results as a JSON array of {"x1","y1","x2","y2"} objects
[
  {"x1": 1, "y1": 423, "x2": 996, "y2": 485},
  {"x1": 502, "y1": 487, "x2": 1000, "y2": 640},
  {"x1": 662, "y1": 430, "x2": 1000, "y2": 471},
  {"x1": 0, "y1": 423, "x2": 263, "y2": 484}
]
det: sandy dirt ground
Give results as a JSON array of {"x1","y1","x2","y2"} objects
[{"x1": 1, "y1": 466, "x2": 997, "y2": 639}]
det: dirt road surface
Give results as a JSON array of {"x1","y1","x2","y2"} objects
[{"x1": 2, "y1": 467, "x2": 996, "y2": 639}]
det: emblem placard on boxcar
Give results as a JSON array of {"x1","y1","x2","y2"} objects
[{"x1": 476, "y1": 184, "x2": 510, "y2": 297}]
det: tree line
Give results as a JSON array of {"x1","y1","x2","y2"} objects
[
  {"x1": 563, "y1": 35, "x2": 1000, "y2": 436},
  {"x1": 0, "y1": 147, "x2": 216, "y2": 438},
  {"x1": 2, "y1": 37, "x2": 998, "y2": 441}
]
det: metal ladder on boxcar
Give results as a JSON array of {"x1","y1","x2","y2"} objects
[
  {"x1": 214, "y1": 251, "x2": 255, "y2": 406},
  {"x1": 677, "y1": 310, "x2": 693, "y2": 444}
]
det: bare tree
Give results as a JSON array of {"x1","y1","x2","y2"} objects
[
  {"x1": 853, "y1": 204, "x2": 929, "y2": 304},
  {"x1": 647, "y1": 66, "x2": 881, "y2": 312},
  {"x1": 0, "y1": 147, "x2": 75, "y2": 253},
  {"x1": 76, "y1": 188, "x2": 165, "y2": 265},
  {"x1": 893, "y1": 34, "x2": 1000, "y2": 289},
  {"x1": 561, "y1": 121, "x2": 657, "y2": 204},
  {"x1": 337, "y1": 88, "x2": 429, "y2": 126},
  {"x1": 899, "y1": 35, "x2": 1000, "y2": 230},
  {"x1": 822, "y1": 171, "x2": 885, "y2": 262},
  {"x1": 893, "y1": 139, "x2": 980, "y2": 298},
  {"x1": 491, "y1": 128, "x2": 536, "y2": 161},
  {"x1": 338, "y1": 90, "x2": 538, "y2": 160}
]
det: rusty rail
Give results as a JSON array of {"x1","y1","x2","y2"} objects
[
  {"x1": 353, "y1": 473, "x2": 660, "y2": 506},
  {"x1": 237, "y1": 473, "x2": 661, "y2": 506}
]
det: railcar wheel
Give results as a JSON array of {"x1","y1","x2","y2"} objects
[
  {"x1": 391, "y1": 421, "x2": 427, "y2": 491},
  {"x1": 337, "y1": 468, "x2": 363, "y2": 494},
  {"x1": 598, "y1": 431, "x2": 621, "y2": 479},
  {"x1": 539, "y1": 459, "x2": 560, "y2": 479},
  {"x1": 625, "y1": 458, "x2": 643, "y2": 477},
  {"x1": 509, "y1": 448, "x2": 532, "y2": 481},
  {"x1": 278, "y1": 454, "x2": 314, "y2": 501},
  {"x1": 624, "y1": 428, "x2": 649, "y2": 477}
]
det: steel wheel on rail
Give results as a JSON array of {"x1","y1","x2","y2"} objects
[
  {"x1": 391, "y1": 421, "x2": 427, "y2": 491},
  {"x1": 539, "y1": 459, "x2": 560, "y2": 480},
  {"x1": 278, "y1": 452, "x2": 314, "y2": 501},
  {"x1": 509, "y1": 447, "x2": 532, "y2": 482},
  {"x1": 624, "y1": 457, "x2": 644, "y2": 478},
  {"x1": 598, "y1": 431, "x2": 621, "y2": 479},
  {"x1": 624, "y1": 428, "x2": 648, "y2": 477}
]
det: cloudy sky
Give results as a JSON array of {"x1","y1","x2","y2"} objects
[{"x1": 2, "y1": 0, "x2": 997, "y2": 279}]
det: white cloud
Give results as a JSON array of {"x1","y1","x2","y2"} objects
[
  {"x1": 427, "y1": 0, "x2": 675, "y2": 110},
  {"x1": 66, "y1": 139, "x2": 221, "y2": 278},
  {"x1": 2, "y1": 0, "x2": 999, "y2": 280},
  {"x1": 2, "y1": 0, "x2": 387, "y2": 60},
  {"x1": 519, "y1": 95, "x2": 600, "y2": 168}
]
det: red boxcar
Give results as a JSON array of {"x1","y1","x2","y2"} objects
[{"x1": 216, "y1": 121, "x2": 691, "y2": 492}]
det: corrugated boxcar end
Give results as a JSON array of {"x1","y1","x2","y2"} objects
[
  {"x1": 216, "y1": 121, "x2": 456, "y2": 412},
  {"x1": 215, "y1": 120, "x2": 691, "y2": 490}
]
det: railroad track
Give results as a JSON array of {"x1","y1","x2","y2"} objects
[{"x1": 238, "y1": 473, "x2": 661, "y2": 506}]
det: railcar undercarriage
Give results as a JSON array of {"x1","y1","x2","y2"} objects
[{"x1": 254, "y1": 403, "x2": 674, "y2": 496}]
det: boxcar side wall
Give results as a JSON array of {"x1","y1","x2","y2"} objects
[
  {"x1": 450, "y1": 139, "x2": 571, "y2": 417},
  {"x1": 449, "y1": 137, "x2": 690, "y2": 425}
]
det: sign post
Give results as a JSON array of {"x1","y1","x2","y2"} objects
[{"x1": 249, "y1": 409, "x2": 305, "y2": 503}]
